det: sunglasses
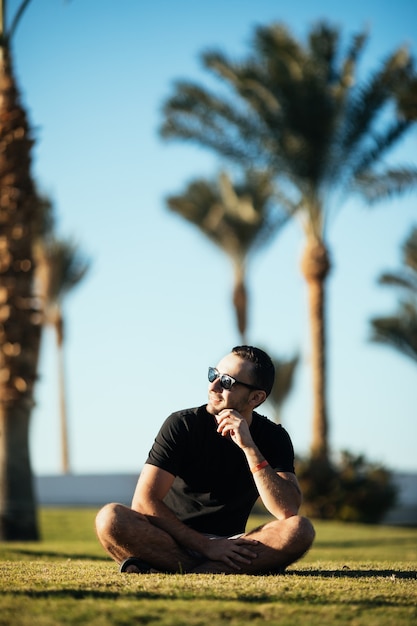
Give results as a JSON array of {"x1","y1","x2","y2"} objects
[{"x1": 208, "y1": 366, "x2": 259, "y2": 391}]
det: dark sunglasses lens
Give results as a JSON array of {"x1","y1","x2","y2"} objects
[
  {"x1": 208, "y1": 367, "x2": 218, "y2": 383},
  {"x1": 220, "y1": 375, "x2": 233, "y2": 390}
]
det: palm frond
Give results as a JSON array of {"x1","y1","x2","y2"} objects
[
  {"x1": 33, "y1": 193, "x2": 55, "y2": 238},
  {"x1": 253, "y1": 23, "x2": 306, "y2": 81},
  {"x1": 7, "y1": 0, "x2": 33, "y2": 42},
  {"x1": 352, "y1": 167, "x2": 417, "y2": 203},
  {"x1": 396, "y1": 76, "x2": 417, "y2": 120},
  {"x1": 371, "y1": 225, "x2": 417, "y2": 365},
  {"x1": 35, "y1": 238, "x2": 90, "y2": 307},
  {"x1": 376, "y1": 228, "x2": 417, "y2": 295},
  {"x1": 378, "y1": 271, "x2": 417, "y2": 295},
  {"x1": 352, "y1": 118, "x2": 410, "y2": 174},
  {"x1": 269, "y1": 354, "x2": 299, "y2": 408},
  {"x1": 308, "y1": 22, "x2": 339, "y2": 83},
  {"x1": 370, "y1": 301, "x2": 417, "y2": 364},
  {"x1": 403, "y1": 226, "x2": 417, "y2": 273},
  {"x1": 204, "y1": 50, "x2": 282, "y2": 123},
  {"x1": 161, "y1": 80, "x2": 268, "y2": 166},
  {"x1": 161, "y1": 20, "x2": 417, "y2": 234},
  {"x1": 340, "y1": 46, "x2": 412, "y2": 157},
  {"x1": 162, "y1": 23, "x2": 350, "y2": 186},
  {"x1": 166, "y1": 170, "x2": 284, "y2": 261},
  {"x1": 338, "y1": 29, "x2": 368, "y2": 90}
]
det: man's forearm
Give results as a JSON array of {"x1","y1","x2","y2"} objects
[
  {"x1": 253, "y1": 466, "x2": 301, "y2": 518},
  {"x1": 243, "y1": 447, "x2": 301, "y2": 519}
]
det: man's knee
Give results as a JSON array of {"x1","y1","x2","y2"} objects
[
  {"x1": 270, "y1": 515, "x2": 315, "y2": 564},
  {"x1": 95, "y1": 502, "x2": 128, "y2": 540},
  {"x1": 265, "y1": 515, "x2": 315, "y2": 551},
  {"x1": 95, "y1": 502, "x2": 149, "y2": 541},
  {"x1": 294, "y1": 515, "x2": 315, "y2": 550}
]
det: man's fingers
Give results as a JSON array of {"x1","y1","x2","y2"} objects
[{"x1": 227, "y1": 542, "x2": 259, "y2": 563}]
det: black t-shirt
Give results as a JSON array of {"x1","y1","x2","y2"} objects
[{"x1": 145, "y1": 405, "x2": 295, "y2": 535}]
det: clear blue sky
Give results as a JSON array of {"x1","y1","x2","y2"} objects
[{"x1": 9, "y1": 0, "x2": 417, "y2": 475}]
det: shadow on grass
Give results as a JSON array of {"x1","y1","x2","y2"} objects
[
  {"x1": 289, "y1": 569, "x2": 417, "y2": 580},
  {"x1": 315, "y1": 537, "x2": 415, "y2": 548},
  {"x1": 1, "y1": 548, "x2": 107, "y2": 561},
  {"x1": 2, "y1": 587, "x2": 416, "y2": 608}
]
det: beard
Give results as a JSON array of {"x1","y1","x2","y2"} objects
[{"x1": 206, "y1": 389, "x2": 251, "y2": 416}]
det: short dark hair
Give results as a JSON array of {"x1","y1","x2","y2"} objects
[{"x1": 232, "y1": 345, "x2": 275, "y2": 397}]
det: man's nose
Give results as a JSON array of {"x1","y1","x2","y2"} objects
[{"x1": 210, "y1": 376, "x2": 222, "y2": 390}]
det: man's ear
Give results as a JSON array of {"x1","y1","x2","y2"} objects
[{"x1": 250, "y1": 390, "x2": 267, "y2": 408}]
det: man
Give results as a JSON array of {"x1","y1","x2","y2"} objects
[{"x1": 95, "y1": 345, "x2": 315, "y2": 574}]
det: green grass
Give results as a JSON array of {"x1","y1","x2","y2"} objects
[{"x1": 1, "y1": 509, "x2": 416, "y2": 626}]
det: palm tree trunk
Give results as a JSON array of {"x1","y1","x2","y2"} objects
[
  {"x1": 232, "y1": 261, "x2": 248, "y2": 343},
  {"x1": 56, "y1": 314, "x2": 70, "y2": 474},
  {"x1": 0, "y1": 44, "x2": 41, "y2": 540},
  {"x1": 0, "y1": 403, "x2": 39, "y2": 539},
  {"x1": 300, "y1": 239, "x2": 331, "y2": 462}
]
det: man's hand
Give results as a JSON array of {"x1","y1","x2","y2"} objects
[
  {"x1": 203, "y1": 536, "x2": 259, "y2": 570},
  {"x1": 215, "y1": 409, "x2": 254, "y2": 449}
]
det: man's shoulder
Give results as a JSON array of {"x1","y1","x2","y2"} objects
[
  {"x1": 168, "y1": 405, "x2": 207, "y2": 421},
  {"x1": 252, "y1": 412, "x2": 290, "y2": 437},
  {"x1": 162, "y1": 405, "x2": 208, "y2": 429}
]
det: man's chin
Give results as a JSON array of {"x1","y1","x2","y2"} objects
[{"x1": 207, "y1": 398, "x2": 222, "y2": 415}]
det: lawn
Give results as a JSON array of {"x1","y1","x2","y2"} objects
[{"x1": 0, "y1": 508, "x2": 416, "y2": 626}]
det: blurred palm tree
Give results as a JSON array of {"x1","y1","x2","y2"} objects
[
  {"x1": 34, "y1": 237, "x2": 90, "y2": 474},
  {"x1": 370, "y1": 226, "x2": 417, "y2": 363},
  {"x1": 167, "y1": 170, "x2": 299, "y2": 415},
  {"x1": 0, "y1": 0, "x2": 41, "y2": 541},
  {"x1": 167, "y1": 169, "x2": 289, "y2": 342},
  {"x1": 268, "y1": 355, "x2": 299, "y2": 423},
  {"x1": 161, "y1": 21, "x2": 417, "y2": 462}
]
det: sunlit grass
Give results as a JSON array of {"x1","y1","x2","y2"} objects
[{"x1": 0, "y1": 509, "x2": 416, "y2": 626}]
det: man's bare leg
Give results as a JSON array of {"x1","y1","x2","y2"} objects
[
  {"x1": 191, "y1": 516, "x2": 315, "y2": 574},
  {"x1": 96, "y1": 505, "x2": 314, "y2": 575},
  {"x1": 95, "y1": 503, "x2": 202, "y2": 573}
]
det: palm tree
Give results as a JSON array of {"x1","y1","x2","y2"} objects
[
  {"x1": 167, "y1": 170, "x2": 299, "y2": 416},
  {"x1": 167, "y1": 169, "x2": 288, "y2": 342},
  {"x1": 0, "y1": 0, "x2": 40, "y2": 540},
  {"x1": 160, "y1": 21, "x2": 417, "y2": 462},
  {"x1": 370, "y1": 226, "x2": 417, "y2": 363},
  {"x1": 267, "y1": 355, "x2": 299, "y2": 424},
  {"x1": 34, "y1": 237, "x2": 90, "y2": 474}
]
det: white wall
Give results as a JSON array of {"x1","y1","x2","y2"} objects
[
  {"x1": 35, "y1": 473, "x2": 138, "y2": 507},
  {"x1": 34, "y1": 472, "x2": 417, "y2": 525}
]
